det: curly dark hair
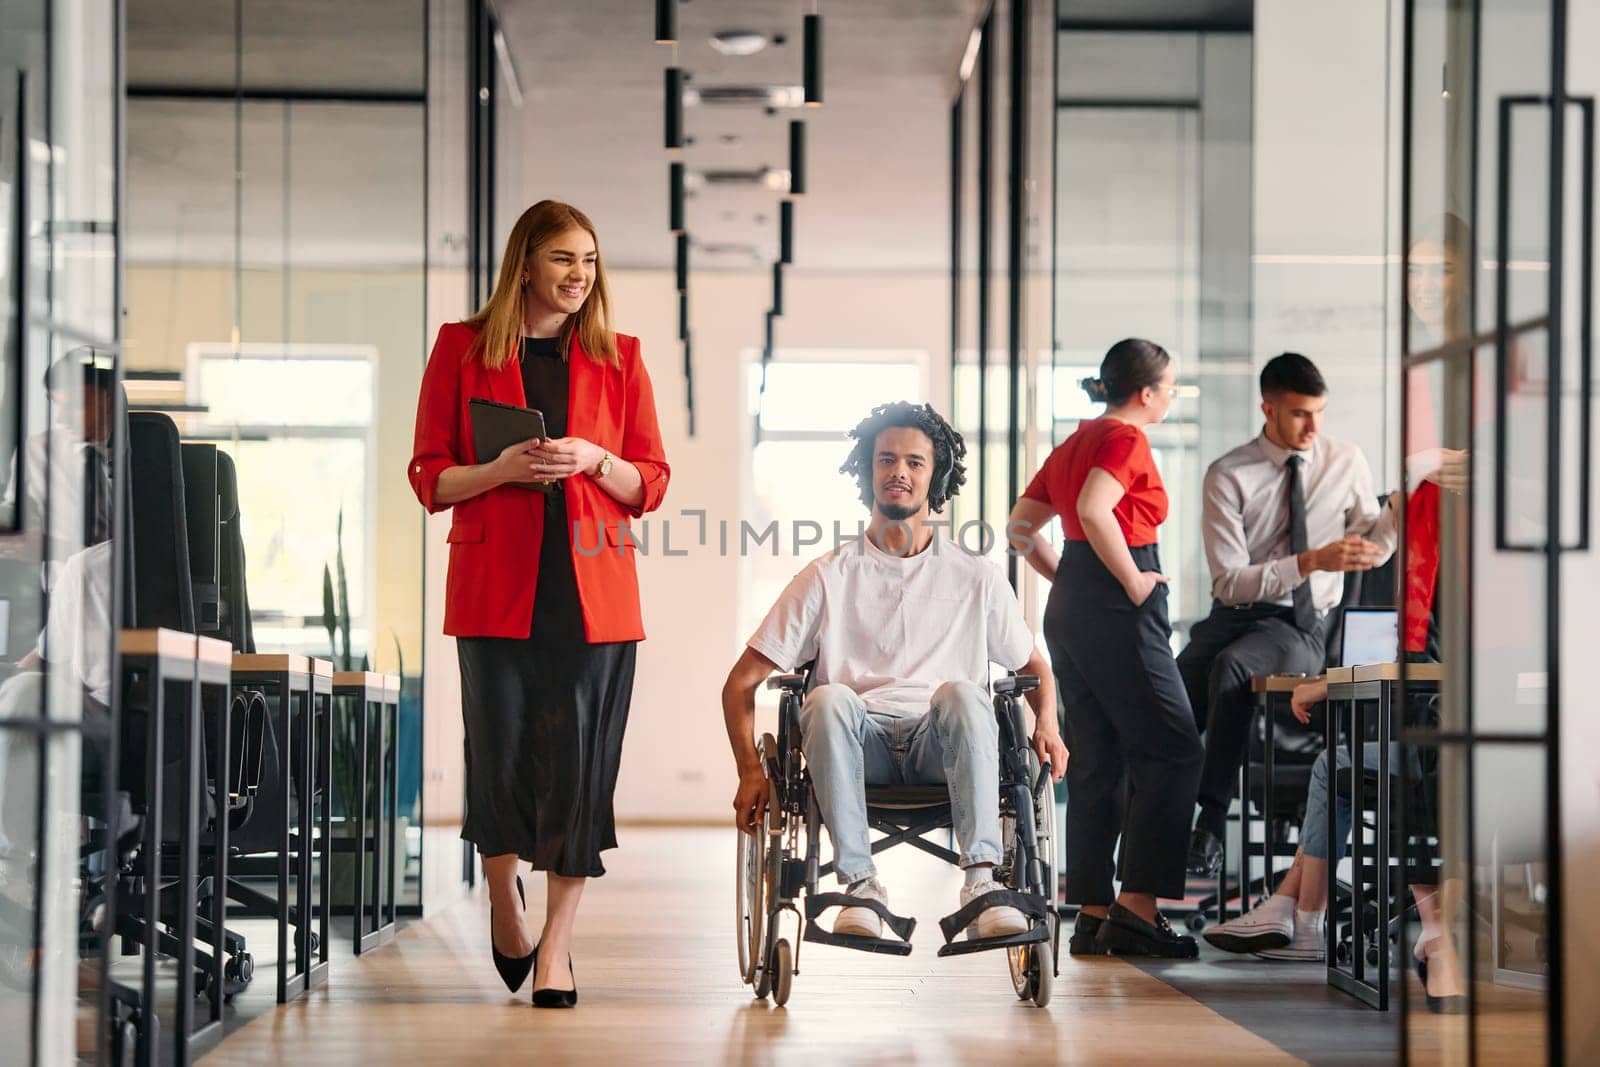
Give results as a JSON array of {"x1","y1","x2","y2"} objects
[{"x1": 838, "y1": 401, "x2": 967, "y2": 514}]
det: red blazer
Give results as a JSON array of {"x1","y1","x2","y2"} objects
[{"x1": 407, "y1": 322, "x2": 670, "y2": 641}]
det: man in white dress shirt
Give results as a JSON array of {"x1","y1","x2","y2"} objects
[{"x1": 1179, "y1": 354, "x2": 1397, "y2": 879}]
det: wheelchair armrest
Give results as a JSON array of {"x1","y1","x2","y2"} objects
[
  {"x1": 765, "y1": 673, "x2": 808, "y2": 693},
  {"x1": 994, "y1": 674, "x2": 1038, "y2": 698}
]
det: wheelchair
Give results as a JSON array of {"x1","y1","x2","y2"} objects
[{"x1": 736, "y1": 666, "x2": 1061, "y2": 1008}]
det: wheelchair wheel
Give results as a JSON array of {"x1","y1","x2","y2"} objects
[
  {"x1": 1007, "y1": 942, "x2": 1032, "y2": 999},
  {"x1": 770, "y1": 938, "x2": 794, "y2": 1007},
  {"x1": 1007, "y1": 939, "x2": 1054, "y2": 1007},
  {"x1": 1030, "y1": 943, "x2": 1054, "y2": 1008},
  {"x1": 736, "y1": 796, "x2": 774, "y2": 988}
]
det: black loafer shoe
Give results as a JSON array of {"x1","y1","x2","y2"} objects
[
  {"x1": 1094, "y1": 903, "x2": 1200, "y2": 959},
  {"x1": 1069, "y1": 913, "x2": 1106, "y2": 956},
  {"x1": 1186, "y1": 828, "x2": 1224, "y2": 880}
]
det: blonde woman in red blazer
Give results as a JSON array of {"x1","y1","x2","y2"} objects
[{"x1": 408, "y1": 200, "x2": 669, "y2": 1007}]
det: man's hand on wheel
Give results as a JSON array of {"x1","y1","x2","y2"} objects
[{"x1": 733, "y1": 767, "x2": 769, "y2": 835}]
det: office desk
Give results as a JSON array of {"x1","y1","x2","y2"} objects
[
  {"x1": 230, "y1": 654, "x2": 333, "y2": 1003},
  {"x1": 119, "y1": 629, "x2": 232, "y2": 1064},
  {"x1": 1323, "y1": 661, "x2": 1442, "y2": 1011},
  {"x1": 332, "y1": 671, "x2": 401, "y2": 954}
]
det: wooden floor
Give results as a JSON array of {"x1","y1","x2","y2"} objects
[{"x1": 203, "y1": 827, "x2": 1301, "y2": 1065}]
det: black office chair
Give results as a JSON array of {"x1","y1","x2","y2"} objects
[{"x1": 120, "y1": 412, "x2": 275, "y2": 997}]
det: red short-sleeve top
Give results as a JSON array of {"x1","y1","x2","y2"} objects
[{"x1": 1022, "y1": 417, "x2": 1168, "y2": 547}]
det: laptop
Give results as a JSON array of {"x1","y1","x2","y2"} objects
[{"x1": 1339, "y1": 607, "x2": 1399, "y2": 667}]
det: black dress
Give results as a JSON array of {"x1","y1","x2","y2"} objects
[{"x1": 455, "y1": 334, "x2": 637, "y2": 878}]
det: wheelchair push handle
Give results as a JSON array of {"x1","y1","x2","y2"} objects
[
  {"x1": 765, "y1": 673, "x2": 808, "y2": 693},
  {"x1": 993, "y1": 674, "x2": 1039, "y2": 697}
]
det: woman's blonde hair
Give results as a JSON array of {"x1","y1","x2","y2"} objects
[{"x1": 465, "y1": 200, "x2": 619, "y2": 369}]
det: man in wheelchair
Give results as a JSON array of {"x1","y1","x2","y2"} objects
[{"x1": 722, "y1": 402, "x2": 1067, "y2": 950}]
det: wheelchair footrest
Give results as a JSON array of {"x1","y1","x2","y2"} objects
[
  {"x1": 936, "y1": 889, "x2": 1049, "y2": 946},
  {"x1": 802, "y1": 921, "x2": 916, "y2": 956},
  {"x1": 935, "y1": 924, "x2": 1049, "y2": 958},
  {"x1": 804, "y1": 892, "x2": 917, "y2": 944}
]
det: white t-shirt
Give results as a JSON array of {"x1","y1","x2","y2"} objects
[{"x1": 747, "y1": 534, "x2": 1035, "y2": 718}]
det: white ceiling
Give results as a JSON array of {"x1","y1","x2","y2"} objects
[
  {"x1": 495, "y1": 0, "x2": 985, "y2": 273},
  {"x1": 121, "y1": 0, "x2": 983, "y2": 274}
]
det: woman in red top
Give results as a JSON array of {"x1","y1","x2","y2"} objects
[
  {"x1": 1010, "y1": 338, "x2": 1202, "y2": 958},
  {"x1": 408, "y1": 200, "x2": 669, "y2": 1007}
]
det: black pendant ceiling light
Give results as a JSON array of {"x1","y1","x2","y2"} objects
[
  {"x1": 669, "y1": 161, "x2": 685, "y2": 233},
  {"x1": 654, "y1": 0, "x2": 677, "y2": 44},
  {"x1": 788, "y1": 120, "x2": 806, "y2": 195},
  {"x1": 665, "y1": 67, "x2": 685, "y2": 150},
  {"x1": 779, "y1": 200, "x2": 794, "y2": 264},
  {"x1": 803, "y1": 13, "x2": 823, "y2": 107}
]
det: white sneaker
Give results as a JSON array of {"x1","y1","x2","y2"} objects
[
  {"x1": 833, "y1": 877, "x2": 888, "y2": 938},
  {"x1": 961, "y1": 879, "x2": 1030, "y2": 940},
  {"x1": 1256, "y1": 913, "x2": 1326, "y2": 961},
  {"x1": 1203, "y1": 895, "x2": 1294, "y2": 954}
]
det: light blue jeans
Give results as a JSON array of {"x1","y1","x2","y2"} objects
[
  {"x1": 1301, "y1": 742, "x2": 1421, "y2": 860},
  {"x1": 798, "y1": 681, "x2": 1003, "y2": 885}
]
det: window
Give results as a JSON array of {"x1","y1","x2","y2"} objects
[
  {"x1": 741, "y1": 353, "x2": 927, "y2": 658},
  {"x1": 188, "y1": 343, "x2": 377, "y2": 656}
]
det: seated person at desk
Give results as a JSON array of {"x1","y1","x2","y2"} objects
[
  {"x1": 1203, "y1": 478, "x2": 1467, "y2": 1015},
  {"x1": 1180, "y1": 354, "x2": 1397, "y2": 879},
  {"x1": 721, "y1": 402, "x2": 1067, "y2": 940},
  {"x1": 0, "y1": 540, "x2": 113, "y2": 859},
  {"x1": 1, "y1": 350, "x2": 116, "y2": 556}
]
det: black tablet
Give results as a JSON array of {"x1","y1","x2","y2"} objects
[{"x1": 468, "y1": 398, "x2": 556, "y2": 490}]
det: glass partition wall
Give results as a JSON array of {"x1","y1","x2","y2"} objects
[
  {"x1": 1, "y1": 0, "x2": 122, "y2": 1062},
  {"x1": 123, "y1": 0, "x2": 429, "y2": 927},
  {"x1": 1051, "y1": 25, "x2": 1253, "y2": 635},
  {"x1": 1400, "y1": 0, "x2": 1586, "y2": 1059}
]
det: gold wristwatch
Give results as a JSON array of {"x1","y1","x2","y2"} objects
[{"x1": 594, "y1": 451, "x2": 613, "y2": 479}]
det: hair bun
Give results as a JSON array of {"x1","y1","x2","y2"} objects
[{"x1": 1080, "y1": 376, "x2": 1109, "y2": 403}]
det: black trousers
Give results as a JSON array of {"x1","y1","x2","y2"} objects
[
  {"x1": 1044, "y1": 542, "x2": 1203, "y2": 903},
  {"x1": 1176, "y1": 601, "x2": 1326, "y2": 837}
]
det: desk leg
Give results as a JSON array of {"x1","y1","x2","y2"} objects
[
  {"x1": 380, "y1": 697, "x2": 393, "y2": 927},
  {"x1": 319, "y1": 688, "x2": 333, "y2": 977},
  {"x1": 1263, "y1": 696, "x2": 1276, "y2": 903},
  {"x1": 141, "y1": 662, "x2": 164, "y2": 1045},
  {"x1": 1325, "y1": 696, "x2": 1339, "y2": 981},
  {"x1": 1352, "y1": 698, "x2": 1366, "y2": 989},
  {"x1": 174, "y1": 677, "x2": 200, "y2": 1066},
  {"x1": 355, "y1": 694, "x2": 370, "y2": 953},
  {"x1": 1376, "y1": 685, "x2": 1392, "y2": 1011},
  {"x1": 297, "y1": 687, "x2": 314, "y2": 982},
  {"x1": 206, "y1": 679, "x2": 230, "y2": 1034},
  {"x1": 275, "y1": 677, "x2": 292, "y2": 1003},
  {"x1": 385, "y1": 696, "x2": 399, "y2": 931}
]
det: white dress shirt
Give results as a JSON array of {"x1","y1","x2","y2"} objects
[{"x1": 1201, "y1": 432, "x2": 1397, "y2": 614}]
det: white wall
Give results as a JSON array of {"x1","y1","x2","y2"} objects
[{"x1": 1252, "y1": 0, "x2": 1398, "y2": 485}]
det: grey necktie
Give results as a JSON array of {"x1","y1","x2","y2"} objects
[{"x1": 1286, "y1": 455, "x2": 1315, "y2": 632}]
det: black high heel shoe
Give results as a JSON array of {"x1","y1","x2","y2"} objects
[
  {"x1": 531, "y1": 946, "x2": 577, "y2": 1009},
  {"x1": 1415, "y1": 953, "x2": 1468, "y2": 1015},
  {"x1": 491, "y1": 877, "x2": 535, "y2": 993}
]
